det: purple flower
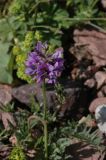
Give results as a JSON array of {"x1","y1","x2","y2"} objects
[
  {"x1": 25, "y1": 41, "x2": 64, "y2": 84},
  {"x1": 52, "y1": 48, "x2": 63, "y2": 59}
]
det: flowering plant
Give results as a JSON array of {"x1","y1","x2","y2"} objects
[{"x1": 25, "y1": 41, "x2": 64, "y2": 160}]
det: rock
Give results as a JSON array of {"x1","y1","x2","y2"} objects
[
  {"x1": 101, "y1": 0, "x2": 106, "y2": 10},
  {"x1": 0, "y1": 112, "x2": 16, "y2": 130},
  {"x1": 12, "y1": 83, "x2": 88, "y2": 118},
  {"x1": 0, "y1": 144, "x2": 11, "y2": 160},
  {"x1": 0, "y1": 84, "x2": 14, "y2": 130},
  {"x1": 89, "y1": 97, "x2": 106, "y2": 113},
  {"x1": 97, "y1": 91, "x2": 104, "y2": 98},
  {"x1": 101, "y1": 85, "x2": 106, "y2": 95},
  {"x1": 95, "y1": 104, "x2": 106, "y2": 133},
  {"x1": 68, "y1": 138, "x2": 105, "y2": 160},
  {"x1": 71, "y1": 29, "x2": 106, "y2": 66},
  {"x1": 97, "y1": 85, "x2": 106, "y2": 97},
  {"x1": 84, "y1": 78, "x2": 96, "y2": 88},
  {"x1": 95, "y1": 71, "x2": 106, "y2": 89},
  {"x1": 0, "y1": 84, "x2": 12, "y2": 107},
  {"x1": 12, "y1": 84, "x2": 42, "y2": 106}
]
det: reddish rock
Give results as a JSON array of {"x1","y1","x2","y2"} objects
[
  {"x1": 68, "y1": 138, "x2": 105, "y2": 160},
  {"x1": 0, "y1": 112, "x2": 16, "y2": 130},
  {"x1": 89, "y1": 97, "x2": 106, "y2": 113},
  {"x1": 84, "y1": 78, "x2": 96, "y2": 88},
  {"x1": 72, "y1": 29, "x2": 106, "y2": 66},
  {"x1": 95, "y1": 71, "x2": 106, "y2": 89},
  {"x1": 0, "y1": 84, "x2": 12, "y2": 107}
]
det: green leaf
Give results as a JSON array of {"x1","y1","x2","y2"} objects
[
  {"x1": 0, "y1": 42, "x2": 10, "y2": 67},
  {"x1": 0, "y1": 68, "x2": 12, "y2": 84},
  {"x1": 0, "y1": 42, "x2": 13, "y2": 83},
  {"x1": 54, "y1": 9, "x2": 71, "y2": 28},
  {"x1": 0, "y1": 18, "x2": 14, "y2": 42}
]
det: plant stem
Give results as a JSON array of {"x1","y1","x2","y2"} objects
[{"x1": 42, "y1": 81, "x2": 48, "y2": 160}]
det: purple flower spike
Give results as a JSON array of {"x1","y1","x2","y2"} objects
[
  {"x1": 35, "y1": 41, "x2": 43, "y2": 52},
  {"x1": 52, "y1": 48, "x2": 63, "y2": 59},
  {"x1": 35, "y1": 41, "x2": 48, "y2": 56},
  {"x1": 25, "y1": 41, "x2": 64, "y2": 84}
]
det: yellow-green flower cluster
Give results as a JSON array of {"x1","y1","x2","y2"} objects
[
  {"x1": 12, "y1": 31, "x2": 44, "y2": 83},
  {"x1": 22, "y1": 31, "x2": 34, "y2": 51},
  {"x1": 35, "y1": 31, "x2": 43, "y2": 41},
  {"x1": 9, "y1": 145, "x2": 26, "y2": 160},
  {"x1": 16, "y1": 54, "x2": 32, "y2": 83},
  {"x1": 12, "y1": 46, "x2": 21, "y2": 56},
  {"x1": 12, "y1": 31, "x2": 35, "y2": 83}
]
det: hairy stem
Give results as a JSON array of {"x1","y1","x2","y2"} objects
[{"x1": 42, "y1": 81, "x2": 48, "y2": 160}]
